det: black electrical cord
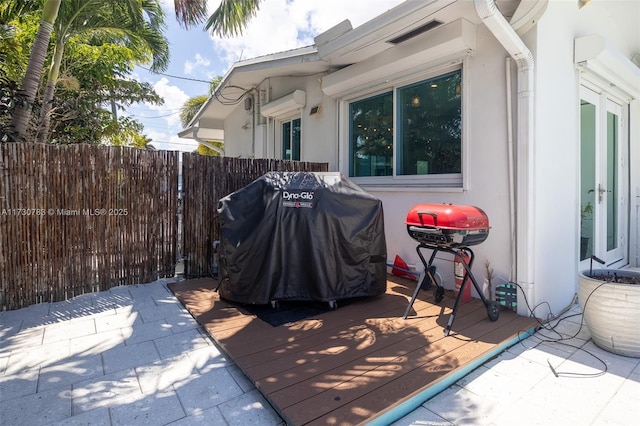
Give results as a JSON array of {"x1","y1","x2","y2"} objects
[{"x1": 510, "y1": 280, "x2": 609, "y2": 378}]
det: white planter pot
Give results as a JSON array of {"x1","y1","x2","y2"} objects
[{"x1": 578, "y1": 269, "x2": 640, "y2": 357}]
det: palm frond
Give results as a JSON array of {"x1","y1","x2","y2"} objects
[
  {"x1": 180, "y1": 94, "x2": 208, "y2": 127},
  {"x1": 205, "y1": 0, "x2": 261, "y2": 38},
  {"x1": 173, "y1": 0, "x2": 207, "y2": 28}
]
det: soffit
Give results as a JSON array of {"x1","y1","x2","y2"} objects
[
  {"x1": 575, "y1": 34, "x2": 640, "y2": 100},
  {"x1": 186, "y1": 48, "x2": 329, "y2": 127},
  {"x1": 316, "y1": 0, "x2": 487, "y2": 66},
  {"x1": 321, "y1": 18, "x2": 476, "y2": 98}
]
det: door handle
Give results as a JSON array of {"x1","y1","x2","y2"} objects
[
  {"x1": 588, "y1": 185, "x2": 610, "y2": 203},
  {"x1": 598, "y1": 184, "x2": 606, "y2": 203}
]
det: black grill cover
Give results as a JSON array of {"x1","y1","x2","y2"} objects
[{"x1": 217, "y1": 172, "x2": 387, "y2": 305}]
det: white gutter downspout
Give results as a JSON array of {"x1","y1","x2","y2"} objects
[
  {"x1": 506, "y1": 57, "x2": 516, "y2": 283},
  {"x1": 474, "y1": 0, "x2": 536, "y2": 314}
]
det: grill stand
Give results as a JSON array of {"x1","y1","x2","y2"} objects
[{"x1": 403, "y1": 243, "x2": 500, "y2": 336}]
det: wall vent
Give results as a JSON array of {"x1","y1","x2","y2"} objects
[{"x1": 388, "y1": 20, "x2": 443, "y2": 45}]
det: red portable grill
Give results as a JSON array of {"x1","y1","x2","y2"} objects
[{"x1": 403, "y1": 203, "x2": 500, "y2": 335}]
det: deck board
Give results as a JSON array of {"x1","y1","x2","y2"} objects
[{"x1": 168, "y1": 275, "x2": 538, "y2": 425}]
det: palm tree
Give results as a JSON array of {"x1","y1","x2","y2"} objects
[
  {"x1": 180, "y1": 77, "x2": 224, "y2": 155},
  {"x1": 35, "y1": 0, "x2": 169, "y2": 143},
  {"x1": 173, "y1": 0, "x2": 261, "y2": 37},
  {"x1": 172, "y1": 0, "x2": 257, "y2": 154},
  {"x1": 179, "y1": 76, "x2": 221, "y2": 126},
  {"x1": 8, "y1": 0, "x2": 61, "y2": 141},
  {"x1": 172, "y1": 0, "x2": 207, "y2": 28},
  {"x1": 9, "y1": 0, "x2": 257, "y2": 142},
  {"x1": 180, "y1": 95, "x2": 210, "y2": 128}
]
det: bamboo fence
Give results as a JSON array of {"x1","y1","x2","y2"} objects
[
  {"x1": 0, "y1": 143, "x2": 178, "y2": 310},
  {"x1": 0, "y1": 144, "x2": 326, "y2": 310},
  {"x1": 181, "y1": 155, "x2": 328, "y2": 277}
]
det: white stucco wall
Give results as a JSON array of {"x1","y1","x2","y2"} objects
[
  {"x1": 216, "y1": 0, "x2": 639, "y2": 319},
  {"x1": 366, "y1": 24, "x2": 516, "y2": 297},
  {"x1": 632, "y1": 100, "x2": 640, "y2": 267},
  {"x1": 300, "y1": 79, "x2": 339, "y2": 170},
  {"x1": 349, "y1": 0, "x2": 639, "y2": 318},
  {"x1": 222, "y1": 75, "x2": 338, "y2": 168},
  {"x1": 528, "y1": 2, "x2": 581, "y2": 317},
  {"x1": 223, "y1": 102, "x2": 255, "y2": 158},
  {"x1": 531, "y1": 0, "x2": 640, "y2": 314}
]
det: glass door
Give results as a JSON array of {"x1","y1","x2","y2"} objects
[
  {"x1": 282, "y1": 117, "x2": 301, "y2": 161},
  {"x1": 579, "y1": 86, "x2": 627, "y2": 267},
  {"x1": 580, "y1": 93, "x2": 596, "y2": 262}
]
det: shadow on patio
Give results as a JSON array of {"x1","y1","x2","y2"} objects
[
  {"x1": 0, "y1": 279, "x2": 281, "y2": 425},
  {"x1": 169, "y1": 274, "x2": 538, "y2": 425}
]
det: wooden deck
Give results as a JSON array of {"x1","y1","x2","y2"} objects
[{"x1": 168, "y1": 275, "x2": 538, "y2": 425}]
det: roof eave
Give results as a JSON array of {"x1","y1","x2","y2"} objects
[{"x1": 180, "y1": 46, "x2": 327, "y2": 133}]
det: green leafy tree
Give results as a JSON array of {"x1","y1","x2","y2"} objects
[
  {"x1": 35, "y1": 0, "x2": 169, "y2": 144},
  {"x1": 8, "y1": 0, "x2": 61, "y2": 141},
  {"x1": 178, "y1": 76, "x2": 221, "y2": 127},
  {"x1": 2, "y1": 1, "x2": 52, "y2": 140},
  {"x1": 104, "y1": 116, "x2": 154, "y2": 149},
  {"x1": 180, "y1": 94, "x2": 209, "y2": 129},
  {"x1": 0, "y1": 1, "x2": 42, "y2": 83},
  {"x1": 194, "y1": 143, "x2": 223, "y2": 156},
  {"x1": 1, "y1": 2, "x2": 164, "y2": 146},
  {"x1": 6, "y1": 0, "x2": 169, "y2": 143},
  {"x1": 47, "y1": 75, "x2": 162, "y2": 145},
  {"x1": 43, "y1": 35, "x2": 164, "y2": 145}
]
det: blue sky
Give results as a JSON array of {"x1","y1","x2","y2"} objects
[{"x1": 126, "y1": 0, "x2": 405, "y2": 152}]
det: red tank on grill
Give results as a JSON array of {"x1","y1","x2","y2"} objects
[{"x1": 405, "y1": 204, "x2": 490, "y2": 248}]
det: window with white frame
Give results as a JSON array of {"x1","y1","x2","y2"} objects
[
  {"x1": 348, "y1": 68, "x2": 462, "y2": 185},
  {"x1": 350, "y1": 92, "x2": 393, "y2": 176},
  {"x1": 282, "y1": 117, "x2": 301, "y2": 161}
]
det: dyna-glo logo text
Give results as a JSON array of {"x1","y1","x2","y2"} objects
[
  {"x1": 282, "y1": 191, "x2": 314, "y2": 201},
  {"x1": 282, "y1": 191, "x2": 314, "y2": 208}
]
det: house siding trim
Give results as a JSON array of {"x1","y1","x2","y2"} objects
[
  {"x1": 575, "y1": 34, "x2": 640, "y2": 101},
  {"x1": 321, "y1": 19, "x2": 476, "y2": 99}
]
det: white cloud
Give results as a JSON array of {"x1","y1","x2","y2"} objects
[
  {"x1": 147, "y1": 128, "x2": 198, "y2": 152},
  {"x1": 145, "y1": 77, "x2": 190, "y2": 128},
  {"x1": 184, "y1": 53, "x2": 212, "y2": 75}
]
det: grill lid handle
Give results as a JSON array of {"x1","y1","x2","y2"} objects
[{"x1": 417, "y1": 211, "x2": 438, "y2": 227}]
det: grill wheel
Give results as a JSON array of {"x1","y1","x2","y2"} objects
[{"x1": 487, "y1": 301, "x2": 500, "y2": 321}]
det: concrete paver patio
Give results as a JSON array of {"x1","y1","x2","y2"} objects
[
  {"x1": 1, "y1": 277, "x2": 639, "y2": 425},
  {"x1": 0, "y1": 278, "x2": 283, "y2": 426}
]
